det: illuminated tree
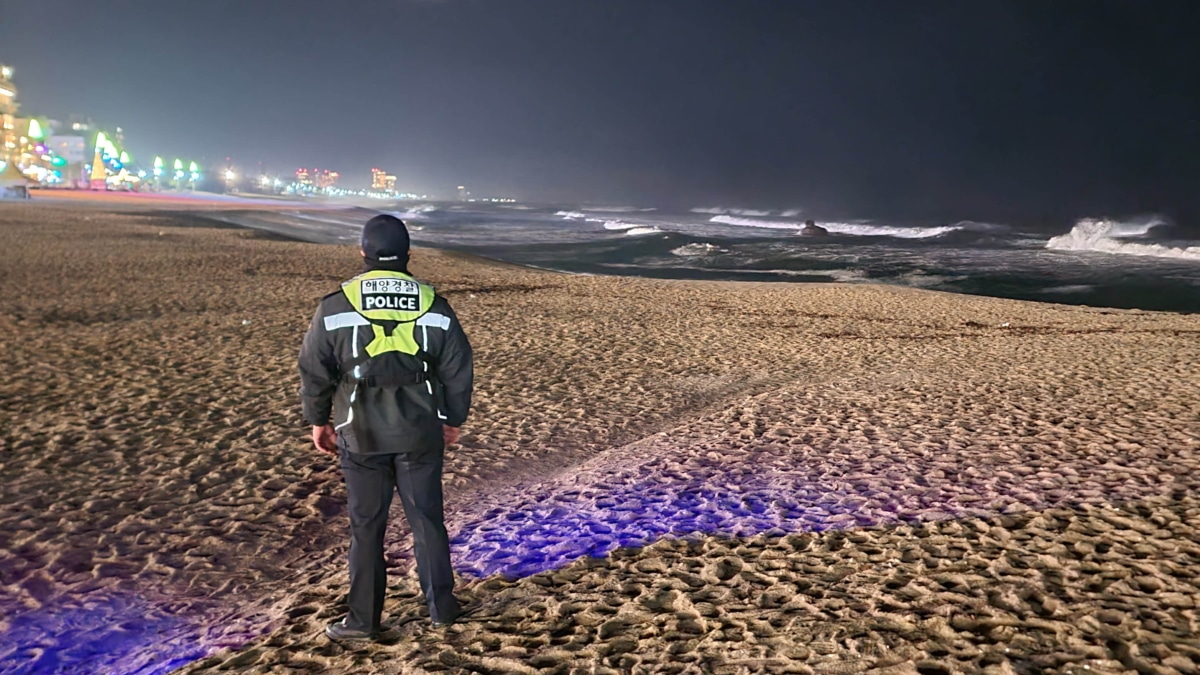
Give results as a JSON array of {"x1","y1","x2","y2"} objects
[{"x1": 89, "y1": 132, "x2": 108, "y2": 190}]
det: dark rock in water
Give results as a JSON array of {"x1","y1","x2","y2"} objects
[{"x1": 800, "y1": 219, "x2": 829, "y2": 237}]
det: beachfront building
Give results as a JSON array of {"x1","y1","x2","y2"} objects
[
  {"x1": 0, "y1": 65, "x2": 19, "y2": 165},
  {"x1": 371, "y1": 167, "x2": 397, "y2": 193},
  {"x1": 48, "y1": 135, "x2": 87, "y2": 187},
  {"x1": 317, "y1": 170, "x2": 339, "y2": 190},
  {"x1": 12, "y1": 118, "x2": 59, "y2": 184},
  {"x1": 290, "y1": 167, "x2": 341, "y2": 195}
]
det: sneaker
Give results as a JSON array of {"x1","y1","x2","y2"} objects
[{"x1": 324, "y1": 618, "x2": 378, "y2": 641}]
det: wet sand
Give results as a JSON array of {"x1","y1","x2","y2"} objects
[{"x1": 0, "y1": 203, "x2": 1197, "y2": 674}]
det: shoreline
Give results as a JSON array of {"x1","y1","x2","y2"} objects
[
  {"x1": 1, "y1": 203, "x2": 1197, "y2": 674},
  {"x1": 15, "y1": 193, "x2": 1200, "y2": 315}
]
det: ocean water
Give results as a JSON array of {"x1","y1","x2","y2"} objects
[{"x1": 201, "y1": 204, "x2": 1200, "y2": 313}]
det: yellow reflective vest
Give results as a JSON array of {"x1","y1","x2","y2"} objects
[{"x1": 341, "y1": 269, "x2": 437, "y2": 358}]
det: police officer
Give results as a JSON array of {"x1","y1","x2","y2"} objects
[{"x1": 299, "y1": 214, "x2": 473, "y2": 639}]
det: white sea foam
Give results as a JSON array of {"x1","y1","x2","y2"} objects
[
  {"x1": 581, "y1": 206, "x2": 655, "y2": 213},
  {"x1": 709, "y1": 216, "x2": 960, "y2": 238},
  {"x1": 823, "y1": 223, "x2": 960, "y2": 238},
  {"x1": 709, "y1": 216, "x2": 803, "y2": 231},
  {"x1": 601, "y1": 220, "x2": 642, "y2": 230},
  {"x1": 1014, "y1": 238, "x2": 1050, "y2": 248},
  {"x1": 826, "y1": 269, "x2": 869, "y2": 282},
  {"x1": 1041, "y1": 284, "x2": 1096, "y2": 294},
  {"x1": 671, "y1": 243, "x2": 729, "y2": 257},
  {"x1": 745, "y1": 268, "x2": 868, "y2": 281},
  {"x1": 949, "y1": 220, "x2": 1010, "y2": 233},
  {"x1": 894, "y1": 270, "x2": 969, "y2": 288},
  {"x1": 1046, "y1": 218, "x2": 1200, "y2": 260},
  {"x1": 598, "y1": 263, "x2": 866, "y2": 281},
  {"x1": 624, "y1": 227, "x2": 662, "y2": 236},
  {"x1": 691, "y1": 207, "x2": 773, "y2": 216},
  {"x1": 391, "y1": 204, "x2": 439, "y2": 220},
  {"x1": 555, "y1": 210, "x2": 588, "y2": 219}
]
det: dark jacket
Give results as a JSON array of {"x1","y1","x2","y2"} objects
[{"x1": 298, "y1": 271, "x2": 473, "y2": 456}]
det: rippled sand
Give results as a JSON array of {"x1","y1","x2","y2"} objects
[{"x1": 0, "y1": 204, "x2": 1197, "y2": 674}]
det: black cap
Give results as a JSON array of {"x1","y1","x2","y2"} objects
[{"x1": 361, "y1": 214, "x2": 411, "y2": 262}]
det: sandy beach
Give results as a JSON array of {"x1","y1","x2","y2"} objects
[{"x1": 1, "y1": 202, "x2": 1198, "y2": 674}]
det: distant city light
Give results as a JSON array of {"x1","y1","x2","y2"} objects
[
  {"x1": 224, "y1": 169, "x2": 236, "y2": 182},
  {"x1": 27, "y1": 119, "x2": 43, "y2": 140},
  {"x1": 173, "y1": 159, "x2": 183, "y2": 170},
  {"x1": 0, "y1": 66, "x2": 11, "y2": 79},
  {"x1": 119, "y1": 151, "x2": 131, "y2": 164},
  {"x1": 0, "y1": 88, "x2": 12, "y2": 98}
]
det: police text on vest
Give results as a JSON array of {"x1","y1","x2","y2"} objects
[{"x1": 364, "y1": 294, "x2": 419, "y2": 310}]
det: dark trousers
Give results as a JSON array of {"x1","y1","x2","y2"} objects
[{"x1": 338, "y1": 444, "x2": 459, "y2": 629}]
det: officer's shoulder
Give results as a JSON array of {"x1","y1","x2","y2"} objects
[
  {"x1": 317, "y1": 287, "x2": 351, "y2": 312},
  {"x1": 430, "y1": 292, "x2": 455, "y2": 310}
]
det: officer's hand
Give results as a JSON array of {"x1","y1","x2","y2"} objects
[
  {"x1": 312, "y1": 424, "x2": 338, "y2": 456},
  {"x1": 443, "y1": 425, "x2": 461, "y2": 446}
]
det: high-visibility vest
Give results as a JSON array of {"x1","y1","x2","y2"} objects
[{"x1": 341, "y1": 269, "x2": 436, "y2": 357}]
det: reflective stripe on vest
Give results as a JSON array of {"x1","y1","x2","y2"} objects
[{"x1": 340, "y1": 270, "x2": 436, "y2": 357}]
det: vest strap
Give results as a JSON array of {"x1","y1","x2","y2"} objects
[{"x1": 342, "y1": 371, "x2": 430, "y2": 388}]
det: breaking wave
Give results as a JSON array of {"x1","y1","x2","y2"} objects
[
  {"x1": 691, "y1": 207, "x2": 773, "y2": 216},
  {"x1": 624, "y1": 226, "x2": 663, "y2": 236},
  {"x1": 709, "y1": 216, "x2": 962, "y2": 239},
  {"x1": 1046, "y1": 218, "x2": 1200, "y2": 260},
  {"x1": 671, "y1": 243, "x2": 729, "y2": 257},
  {"x1": 391, "y1": 204, "x2": 439, "y2": 220},
  {"x1": 708, "y1": 216, "x2": 804, "y2": 231}
]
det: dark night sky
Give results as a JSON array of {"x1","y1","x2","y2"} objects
[{"x1": 1, "y1": 0, "x2": 1198, "y2": 223}]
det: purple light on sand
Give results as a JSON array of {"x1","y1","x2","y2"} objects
[
  {"x1": 449, "y1": 472, "x2": 869, "y2": 580},
  {"x1": 1, "y1": 591, "x2": 210, "y2": 675}
]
